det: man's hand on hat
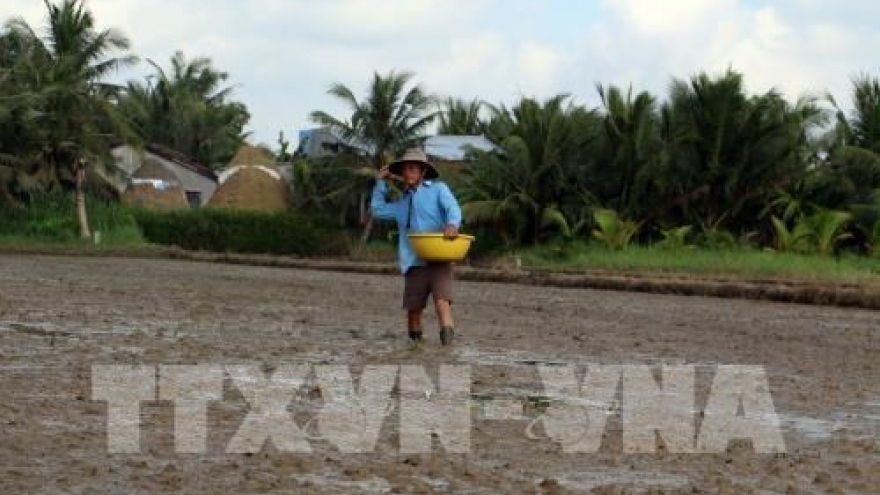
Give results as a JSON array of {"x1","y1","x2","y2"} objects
[
  {"x1": 377, "y1": 166, "x2": 403, "y2": 182},
  {"x1": 444, "y1": 225, "x2": 459, "y2": 239}
]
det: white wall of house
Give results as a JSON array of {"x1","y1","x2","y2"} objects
[{"x1": 111, "y1": 146, "x2": 217, "y2": 207}]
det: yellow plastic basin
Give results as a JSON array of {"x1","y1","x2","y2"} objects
[{"x1": 407, "y1": 233, "x2": 476, "y2": 262}]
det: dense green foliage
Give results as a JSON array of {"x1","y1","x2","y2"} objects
[
  {"x1": 304, "y1": 69, "x2": 880, "y2": 257},
  {"x1": 133, "y1": 208, "x2": 348, "y2": 256},
  {"x1": 117, "y1": 51, "x2": 249, "y2": 168},
  {"x1": 0, "y1": 0, "x2": 137, "y2": 202},
  {"x1": 4, "y1": 2, "x2": 880, "y2": 264},
  {"x1": 0, "y1": 0, "x2": 249, "y2": 205}
]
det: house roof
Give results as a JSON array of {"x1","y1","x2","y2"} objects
[
  {"x1": 144, "y1": 143, "x2": 218, "y2": 181},
  {"x1": 424, "y1": 135, "x2": 499, "y2": 161},
  {"x1": 298, "y1": 127, "x2": 373, "y2": 156},
  {"x1": 132, "y1": 157, "x2": 179, "y2": 182},
  {"x1": 294, "y1": 129, "x2": 499, "y2": 162}
]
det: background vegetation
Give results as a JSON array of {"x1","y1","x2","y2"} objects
[{"x1": 3, "y1": 1, "x2": 880, "y2": 281}]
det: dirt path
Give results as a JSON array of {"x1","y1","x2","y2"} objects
[{"x1": 1, "y1": 255, "x2": 878, "y2": 494}]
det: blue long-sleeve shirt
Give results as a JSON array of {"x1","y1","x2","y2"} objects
[{"x1": 371, "y1": 179, "x2": 463, "y2": 274}]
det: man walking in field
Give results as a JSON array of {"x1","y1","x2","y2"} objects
[{"x1": 371, "y1": 148, "x2": 462, "y2": 346}]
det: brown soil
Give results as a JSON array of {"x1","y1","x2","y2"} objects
[{"x1": 1, "y1": 255, "x2": 878, "y2": 494}]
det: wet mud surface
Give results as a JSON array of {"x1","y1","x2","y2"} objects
[{"x1": 1, "y1": 255, "x2": 878, "y2": 494}]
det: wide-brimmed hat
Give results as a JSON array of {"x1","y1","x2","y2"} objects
[{"x1": 388, "y1": 148, "x2": 439, "y2": 179}]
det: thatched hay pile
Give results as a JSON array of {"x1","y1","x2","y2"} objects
[
  {"x1": 207, "y1": 145, "x2": 290, "y2": 211},
  {"x1": 122, "y1": 157, "x2": 188, "y2": 210},
  {"x1": 229, "y1": 144, "x2": 277, "y2": 168}
]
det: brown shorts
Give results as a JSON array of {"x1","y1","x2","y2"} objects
[{"x1": 403, "y1": 263, "x2": 454, "y2": 310}]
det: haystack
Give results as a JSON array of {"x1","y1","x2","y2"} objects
[
  {"x1": 229, "y1": 144, "x2": 276, "y2": 168},
  {"x1": 207, "y1": 166, "x2": 290, "y2": 211},
  {"x1": 206, "y1": 145, "x2": 290, "y2": 211},
  {"x1": 122, "y1": 157, "x2": 188, "y2": 210}
]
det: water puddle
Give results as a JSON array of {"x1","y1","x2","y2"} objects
[{"x1": 455, "y1": 347, "x2": 577, "y2": 367}]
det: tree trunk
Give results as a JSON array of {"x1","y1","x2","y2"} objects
[
  {"x1": 532, "y1": 205, "x2": 540, "y2": 245},
  {"x1": 360, "y1": 214, "x2": 374, "y2": 244},
  {"x1": 360, "y1": 152, "x2": 388, "y2": 244},
  {"x1": 76, "y1": 159, "x2": 91, "y2": 239},
  {"x1": 360, "y1": 192, "x2": 374, "y2": 244}
]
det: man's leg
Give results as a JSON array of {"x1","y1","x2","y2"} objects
[
  {"x1": 403, "y1": 267, "x2": 430, "y2": 342},
  {"x1": 407, "y1": 309, "x2": 424, "y2": 341},
  {"x1": 434, "y1": 299, "x2": 453, "y2": 328},
  {"x1": 431, "y1": 264, "x2": 456, "y2": 346}
]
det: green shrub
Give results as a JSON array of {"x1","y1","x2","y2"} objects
[
  {"x1": 591, "y1": 208, "x2": 641, "y2": 250},
  {"x1": 132, "y1": 208, "x2": 349, "y2": 256},
  {"x1": 868, "y1": 221, "x2": 880, "y2": 257},
  {"x1": 696, "y1": 226, "x2": 738, "y2": 250},
  {"x1": 461, "y1": 224, "x2": 507, "y2": 258},
  {"x1": 0, "y1": 193, "x2": 142, "y2": 244},
  {"x1": 656, "y1": 225, "x2": 694, "y2": 251},
  {"x1": 807, "y1": 210, "x2": 852, "y2": 256},
  {"x1": 771, "y1": 215, "x2": 812, "y2": 253},
  {"x1": 771, "y1": 210, "x2": 853, "y2": 256}
]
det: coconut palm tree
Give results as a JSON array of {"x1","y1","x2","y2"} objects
[
  {"x1": 593, "y1": 84, "x2": 662, "y2": 220},
  {"x1": 661, "y1": 70, "x2": 825, "y2": 233},
  {"x1": 309, "y1": 70, "x2": 437, "y2": 241},
  {"x1": 0, "y1": 30, "x2": 45, "y2": 204},
  {"x1": 808, "y1": 209, "x2": 853, "y2": 256},
  {"x1": 461, "y1": 95, "x2": 601, "y2": 244},
  {"x1": 2, "y1": 0, "x2": 138, "y2": 235},
  {"x1": 770, "y1": 215, "x2": 812, "y2": 253},
  {"x1": 826, "y1": 75, "x2": 880, "y2": 200},
  {"x1": 437, "y1": 97, "x2": 484, "y2": 135},
  {"x1": 119, "y1": 51, "x2": 249, "y2": 167},
  {"x1": 829, "y1": 75, "x2": 880, "y2": 154},
  {"x1": 591, "y1": 208, "x2": 642, "y2": 250},
  {"x1": 310, "y1": 70, "x2": 437, "y2": 167}
]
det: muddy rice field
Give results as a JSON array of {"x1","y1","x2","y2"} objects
[{"x1": 1, "y1": 255, "x2": 878, "y2": 494}]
